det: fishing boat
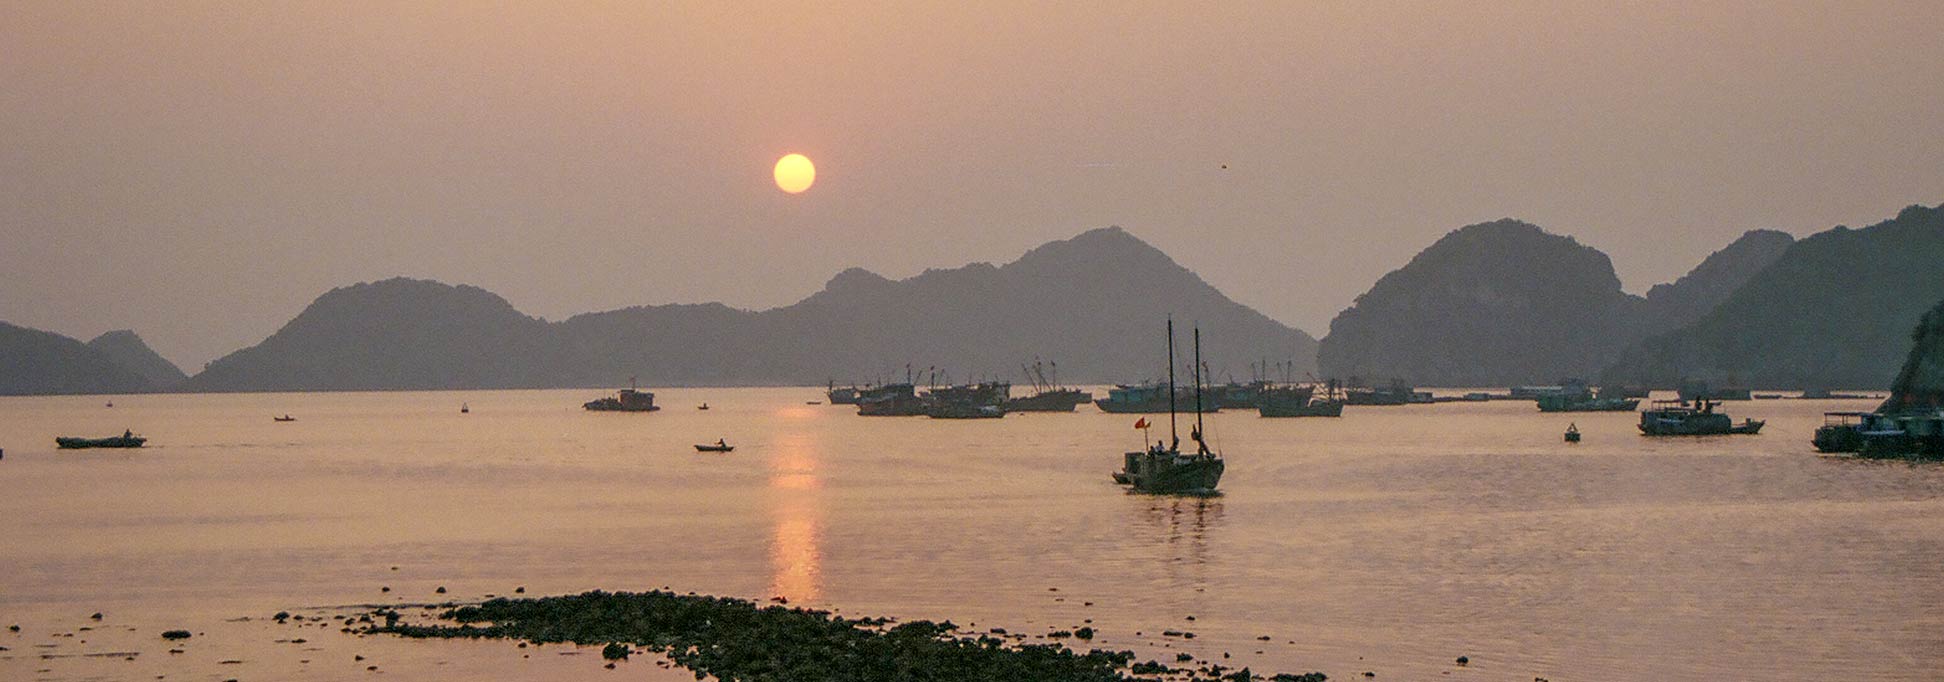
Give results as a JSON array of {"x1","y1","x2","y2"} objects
[
  {"x1": 56, "y1": 431, "x2": 145, "y2": 449},
  {"x1": 1258, "y1": 380, "x2": 1346, "y2": 417},
  {"x1": 1813, "y1": 411, "x2": 1885, "y2": 453},
  {"x1": 1637, "y1": 399, "x2": 1764, "y2": 436},
  {"x1": 1005, "y1": 360, "x2": 1093, "y2": 412},
  {"x1": 1113, "y1": 320, "x2": 1225, "y2": 495},
  {"x1": 1535, "y1": 381, "x2": 1640, "y2": 412},
  {"x1": 856, "y1": 383, "x2": 924, "y2": 416},
  {"x1": 698, "y1": 403, "x2": 709, "y2": 410},
  {"x1": 695, "y1": 439, "x2": 734, "y2": 453},
  {"x1": 926, "y1": 401, "x2": 1006, "y2": 419},
  {"x1": 826, "y1": 380, "x2": 862, "y2": 405},
  {"x1": 584, "y1": 378, "x2": 660, "y2": 412},
  {"x1": 273, "y1": 415, "x2": 296, "y2": 422},
  {"x1": 1095, "y1": 384, "x2": 1221, "y2": 413},
  {"x1": 1340, "y1": 378, "x2": 1416, "y2": 406}
]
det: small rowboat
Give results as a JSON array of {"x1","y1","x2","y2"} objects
[
  {"x1": 274, "y1": 415, "x2": 296, "y2": 422},
  {"x1": 695, "y1": 442, "x2": 734, "y2": 452}
]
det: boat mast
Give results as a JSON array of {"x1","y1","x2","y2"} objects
[
  {"x1": 1193, "y1": 326, "x2": 1207, "y2": 455},
  {"x1": 1167, "y1": 317, "x2": 1178, "y2": 450}
]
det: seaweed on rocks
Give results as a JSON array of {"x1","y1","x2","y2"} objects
[{"x1": 355, "y1": 589, "x2": 1324, "y2": 682}]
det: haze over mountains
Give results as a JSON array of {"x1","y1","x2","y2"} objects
[
  {"x1": 0, "y1": 323, "x2": 174, "y2": 395},
  {"x1": 1604, "y1": 204, "x2": 1944, "y2": 389},
  {"x1": 1315, "y1": 221, "x2": 1796, "y2": 386},
  {"x1": 6, "y1": 203, "x2": 1944, "y2": 394},
  {"x1": 180, "y1": 227, "x2": 1318, "y2": 392}
]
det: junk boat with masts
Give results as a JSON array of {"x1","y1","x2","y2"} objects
[
  {"x1": 1637, "y1": 398, "x2": 1763, "y2": 435},
  {"x1": 1113, "y1": 319, "x2": 1225, "y2": 494},
  {"x1": 584, "y1": 377, "x2": 660, "y2": 412},
  {"x1": 1005, "y1": 359, "x2": 1092, "y2": 412}
]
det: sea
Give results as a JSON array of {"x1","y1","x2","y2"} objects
[{"x1": 2, "y1": 388, "x2": 1940, "y2": 681}]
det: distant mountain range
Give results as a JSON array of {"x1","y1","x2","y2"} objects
[
  {"x1": 1315, "y1": 221, "x2": 1795, "y2": 386},
  {"x1": 178, "y1": 227, "x2": 1319, "y2": 392},
  {"x1": 0, "y1": 324, "x2": 180, "y2": 395},
  {"x1": 1603, "y1": 204, "x2": 1944, "y2": 389},
  {"x1": 7, "y1": 203, "x2": 1942, "y2": 394}
]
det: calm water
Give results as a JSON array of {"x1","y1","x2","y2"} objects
[{"x1": 3, "y1": 389, "x2": 1941, "y2": 681}]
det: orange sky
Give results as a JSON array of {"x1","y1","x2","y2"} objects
[{"x1": 4, "y1": 2, "x2": 1942, "y2": 368}]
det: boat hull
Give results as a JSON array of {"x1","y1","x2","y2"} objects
[
  {"x1": 56, "y1": 436, "x2": 145, "y2": 449},
  {"x1": 1259, "y1": 399, "x2": 1343, "y2": 418},
  {"x1": 1114, "y1": 450, "x2": 1224, "y2": 494},
  {"x1": 694, "y1": 445, "x2": 735, "y2": 452},
  {"x1": 1005, "y1": 389, "x2": 1092, "y2": 412},
  {"x1": 1536, "y1": 397, "x2": 1640, "y2": 412},
  {"x1": 1094, "y1": 399, "x2": 1220, "y2": 414}
]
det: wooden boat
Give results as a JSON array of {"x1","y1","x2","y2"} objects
[
  {"x1": 694, "y1": 441, "x2": 734, "y2": 452},
  {"x1": 698, "y1": 403, "x2": 709, "y2": 410},
  {"x1": 274, "y1": 415, "x2": 296, "y2": 422},
  {"x1": 1113, "y1": 320, "x2": 1225, "y2": 495},
  {"x1": 1006, "y1": 360, "x2": 1092, "y2": 412},
  {"x1": 57, "y1": 432, "x2": 145, "y2": 449},
  {"x1": 1638, "y1": 399, "x2": 1764, "y2": 436}
]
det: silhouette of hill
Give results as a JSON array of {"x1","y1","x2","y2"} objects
[
  {"x1": 184, "y1": 279, "x2": 558, "y2": 392},
  {"x1": 180, "y1": 227, "x2": 1319, "y2": 391},
  {"x1": 0, "y1": 322, "x2": 153, "y2": 395},
  {"x1": 1604, "y1": 203, "x2": 1944, "y2": 389},
  {"x1": 1316, "y1": 219, "x2": 1648, "y2": 386},
  {"x1": 87, "y1": 330, "x2": 187, "y2": 389},
  {"x1": 1639, "y1": 229, "x2": 1795, "y2": 335},
  {"x1": 1879, "y1": 296, "x2": 1944, "y2": 413}
]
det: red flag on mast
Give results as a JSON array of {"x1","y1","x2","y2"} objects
[{"x1": 1133, "y1": 417, "x2": 1149, "y2": 430}]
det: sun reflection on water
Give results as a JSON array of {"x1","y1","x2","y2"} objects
[{"x1": 767, "y1": 432, "x2": 823, "y2": 603}]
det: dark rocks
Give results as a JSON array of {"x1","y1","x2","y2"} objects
[
  {"x1": 160, "y1": 630, "x2": 192, "y2": 640},
  {"x1": 351, "y1": 589, "x2": 1318, "y2": 682}
]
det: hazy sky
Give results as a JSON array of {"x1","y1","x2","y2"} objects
[{"x1": 5, "y1": 2, "x2": 1942, "y2": 370}]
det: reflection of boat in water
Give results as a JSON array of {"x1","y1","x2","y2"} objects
[
  {"x1": 57, "y1": 431, "x2": 145, "y2": 449},
  {"x1": 1114, "y1": 320, "x2": 1225, "y2": 495},
  {"x1": 1006, "y1": 360, "x2": 1092, "y2": 412},
  {"x1": 584, "y1": 378, "x2": 660, "y2": 412},
  {"x1": 1638, "y1": 399, "x2": 1763, "y2": 435}
]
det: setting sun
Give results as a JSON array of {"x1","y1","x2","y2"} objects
[{"x1": 773, "y1": 153, "x2": 815, "y2": 194}]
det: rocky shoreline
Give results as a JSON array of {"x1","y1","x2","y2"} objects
[{"x1": 339, "y1": 590, "x2": 1330, "y2": 682}]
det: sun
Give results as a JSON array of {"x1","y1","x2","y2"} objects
[{"x1": 774, "y1": 153, "x2": 816, "y2": 194}]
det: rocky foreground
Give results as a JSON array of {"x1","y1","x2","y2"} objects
[{"x1": 349, "y1": 590, "x2": 1329, "y2": 682}]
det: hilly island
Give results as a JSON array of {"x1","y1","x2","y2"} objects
[{"x1": 8, "y1": 203, "x2": 1944, "y2": 394}]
